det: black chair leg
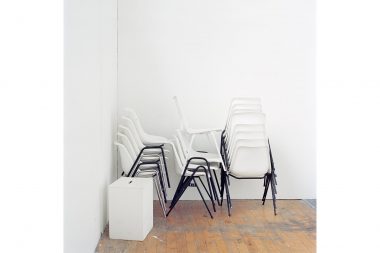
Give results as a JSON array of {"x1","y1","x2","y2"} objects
[
  {"x1": 169, "y1": 176, "x2": 191, "y2": 209},
  {"x1": 262, "y1": 174, "x2": 270, "y2": 205},
  {"x1": 210, "y1": 172, "x2": 219, "y2": 205},
  {"x1": 220, "y1": 169, "x2": 225, "y2": 206},
  {"x1": 213, "y1": 169, "x2": 221, "y2": 197},
  {"x1": 160, "y1": 146, "x2": 171, "y2": 188},
  {"x1": 270, "y1": 175, "x2": 277, "y2": 215},
  {"x1": 198, "y1": 177, "x2": 212, "y2": 199},
  {"x1": 193, "y1": 178, "x2": 213, "y2": 219},
  {"x1": 170, "y1": 174, "x2": 186, "y2": 206},
  {"x1": 209, "y1": 171, "x2": 220, "y2": 206},
  {"x1": 167, "y1": 176, "x2": 193, "y2": 216},
  {"x1": 155, "y1": 164, "x2": 167, "y2": 203},
  {"x1": 199, "y1": 177, "x2": 216, "y2": 212},
  {"x1": 223, "y1": 172, "x2": 232, "y2": 216}
]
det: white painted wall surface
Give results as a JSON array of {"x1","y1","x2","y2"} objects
[
  {"x1": 118, "y1": 0, "x2": 315, "y2": 199},
  {"x1": 64, "y1": 0, "x2": 117, "y2": 252}
]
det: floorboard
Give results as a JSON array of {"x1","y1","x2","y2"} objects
[{"x1": 96, "y1": 200, "x2": 316, "y2": 253}]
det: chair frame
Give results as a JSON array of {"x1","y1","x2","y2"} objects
[{"x1": 166, "y1": 157, "x2": 216, "y2": 219}]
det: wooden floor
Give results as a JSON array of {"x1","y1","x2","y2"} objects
[{"x1": 96, "y1": 200, "x2": 316, "y2": 253}]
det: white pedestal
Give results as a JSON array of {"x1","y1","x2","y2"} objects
[{"x1": 108, "y1": 177, "x2": 153, "y2": 241}]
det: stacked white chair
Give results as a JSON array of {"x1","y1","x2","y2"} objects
[
  {"x1": 165, "y1": 132, "x2": 217, "y2": 218},
  {"x1": 119, "y1": 116, "x2": 170, "y2": 194},
  {"x1": 220, "y1": 98, "x2": 278, "y2": 216},
  {"x1": 175, "y1": 129, "x2": 221, "y2": 205},
  {"x1": 172, "y1": 96, "x2": 278, "y2": 216},
  {"x1": 114, "y1": 139, "x2": 167, "y2": 217},
  {"x1": 114, "y1": 109, "x2": 174, "y2": 217},
  {"x1": 172, "y1": 96, "x2": 225, "y2": 205},
  {"x1": 123, "y1": 108, "x2": 172, "y2": 188}
]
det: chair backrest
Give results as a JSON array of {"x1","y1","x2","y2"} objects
[
  {"x1": 225, "y1": 112, "x2": 266, "y2": 142},
  {"x1": 118, "y1": 125, "x2": 140, "y2": 154},
  {"x1": 173, "y1": 96, "x2": 190, "y2": 132},
  {"x1": 117, "y1": 131, "x2": 139, "y2": 158},
  {"x1": 175, "y1": 133, "x2": 188, "y2": 164},
  {"x1": 225, "y1": 106, "x2": 262, "y2": 133},
  {"x1": 114, "y1": 142, "x2": 135, "y2": 175},
  {"x1": 175, "y1": 129, "x2": 189, "y2": 155},
  {"x1": 121, "y1": 116, "x2": 145, "y2": 149},
  {"x1": 229, "y1": 138, "x2": 270, "y2": 178},
  {"x1": 225, "y1": 124, "x2": 266, "y2": 147},
  {"x1": 169, "y1": 138, "x2": 186, "y2": 175},
  {"x1": 226, "y1": 130, "x2": 266, "y2": 159},
  {"x1": 227, "y1": 97, "x2": 261, "y2": 114},
  {"x1": 123, "y1": 108, "x2": 148, "y2": 141}
]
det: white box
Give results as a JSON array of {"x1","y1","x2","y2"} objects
[{"x1": 108, "y1": 177, "x2": 153, "y2": 241}]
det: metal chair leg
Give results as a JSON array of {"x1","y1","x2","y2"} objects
[
  {"x1": 213, "y1": 169, "x2": 221, "y2": 196},
  {"x1": 154, "y1": 163, "x2": 167, "y2": 203},
  {"x1": 169, "y1": 176, "x2": 191, "y2": 209},
  {"x1": 223, "y1": 171, "x2": 232, "y2": 216},
  {"x1": 160, "y1": 146, "x2": 171, "y2": 188},
  {"x1": 170, "y1": 175, "x2": 186, "y2": 206},
  {"x1": 193, "y1": 178, "x2": 213, "y2": 219},
  {"x1": 166, "y1": 177, "x2": 189, "y2": 217},
  {"x1": 220, "y1": 169, "x2": 225, "y2": 206},
  {"x1": 154, "y1": 175, "x2": 166, "y2": 217},
  {"x1": 262, "y1": 174, "x2": 270, "y2": 205},
  {"x1": 270, "y1": 174, "x2": 277, "y2": 215},
  {"x1": 199, "y1": 177, "x2": 216, "y2": 212},
  {"x1": 209, "y1": 170, "x2": 220, "y2": 206}
]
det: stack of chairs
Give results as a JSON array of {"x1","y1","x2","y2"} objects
[
  {"x1": 115, "y1": 99, "x2": 278, "y2": 219},
  {"x1": 220, "y1": 98, "x2": 278, "y2": 216},
  {"x1": 170, "y1": 96, "x2": 278, "y2": 217},
  {"x1": 114, "y1": 108, "x2": 172, "y2": 217},
  {"x1": 165, "y1": 131, "x2": 217, "y2": 218}
]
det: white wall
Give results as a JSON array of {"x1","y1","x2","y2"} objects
[
  {"x1": 64, "y1": 0, "x2": 117, "y2": 252},
  {"x1": 118, "y1": 0, "x2": 315, "y2": 199}
]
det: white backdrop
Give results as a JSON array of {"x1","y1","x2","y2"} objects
[{"x1": 117, "y1": 0, "x2": 315, "y2": 199}]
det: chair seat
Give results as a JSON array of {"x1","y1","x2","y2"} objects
[
  {"x1": 229, "y1": 168, "x2": 270, "y2": 178},
  {"x1": 184, "y1": 171, "x2": 206, "y2": 176},
  {"x1": 142, "y1": 149, "x2": 162, "y2": 155},
  {"x1": 138, "y1": 164, "x2": 159, "y2": 170},
  {"x1": 142, "y1": 135, "x2": 169, "y2": 145},
  {"x1": 188, "y1": 150, "x2": 223, "y2": 165},
  {"x1": 185, "y1": 164, "x2": 220, "y2": 175},
  {"x1": 140, "y1": 156, "x2": 160, "y2": 163},
  {"x1": 136, "y1": 171, "x2": 157, "y2": 177}
]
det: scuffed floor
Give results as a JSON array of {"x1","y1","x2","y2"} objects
[{"x1": 96, "y1": 200, "x2": 316, "y2": 253}]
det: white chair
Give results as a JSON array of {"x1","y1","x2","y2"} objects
[
  {"x1": 220, "y1": 109, "x2": 278, "y2": 216},
  {"x1": 224, "y1": 112, "x2": 266, "y2": 160},
  {"x1": 116, "y1": 131, "x2": 167, "y2": 194},
  {"x1": 118, "y1": 124, "x2": 168, "y2": 169},
  {"x1": 120, "y1": 117, "x2": 170, "y2": 190},
  {"x1": 173, "y1": 96, "x2": 227, "y2": 203},
  {"x1": 114, "y1": 141, "x2": 167, "y2": 216},
  {"x1": 121, "y1": 109, "x2": 172, "y2": 188},
  {"x1": 175, "y1": 129, "x2": 222, "y2": 204},
  {"x1": 123, "y1": 108, "x2": 169, "y2": 145},
  {"x1": 165, "y1": 136, "x2": 217, "y2": 218},
  {"x1": 117, "y1": 129, "x2": 162, "y2": 164},
  {"x1": 118, "y1": 123, "x2": 169, "y2": 202},
  {"x1": 172, "y1": 96, "x2": 224, "y2": 164}
]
